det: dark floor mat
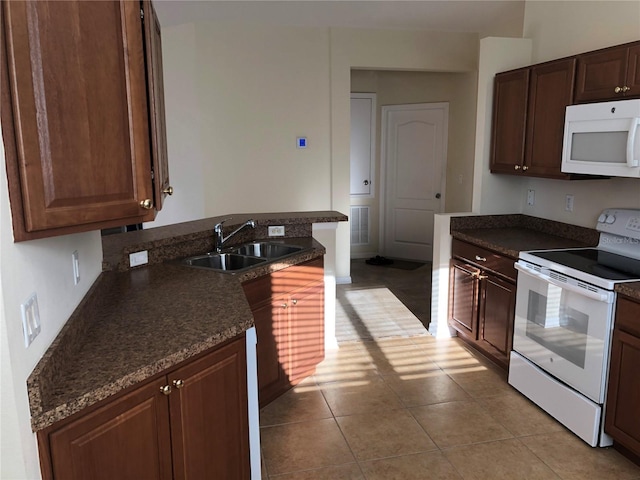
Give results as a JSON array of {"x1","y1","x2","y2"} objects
[{"x1": 365, "y1": 258, "x2": 428, "y2": 270}]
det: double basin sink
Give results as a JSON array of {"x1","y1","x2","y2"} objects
[{"x1": 181, "y1": 242, "x2": 305, "y2": 273}]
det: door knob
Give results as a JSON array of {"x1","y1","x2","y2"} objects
[
  {"x1": 435, "y1": 193, "x2": 441, "y2": 199},
  {"x1": 363, "y1": 180, "x2": 369, "y2": 185}
]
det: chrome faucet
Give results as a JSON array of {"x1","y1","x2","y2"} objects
[{"x1": 214, "y1": 218, "x2": 256, "y2": 252}]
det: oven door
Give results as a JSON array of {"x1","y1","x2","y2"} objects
[{"x1": 513, "y1": 262, "x2": 615, "y2": 403}]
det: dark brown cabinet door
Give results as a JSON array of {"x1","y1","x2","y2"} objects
[
  {"x1": 478, "y1": 273, "x2": 515, "y2": 369},
  {"x1": 243, "y1": 258, "x2": 325, "y2": 407},
  {"x1": 142, "y1": 0, "x2": 171, "y2": 211},
  {"x1": 46, "y1": 378, "x2": 172, "y2": 480},
  {"x1": 525, "y1": 58, "x2": 576, "y2": 178},
  {"x1": 575, "y1": 42, "x2": 640, "y2": 102},
  {"x1": 251, "y1": 294, "x2": 290, "y2": 408},
  {"x1": 169, "y1": 338, "x2": 250, "y2": 480},
  {"x1": 605, "y1": 297, "x2": 640, "y2": 457},
  {"x1": 627, "y1": 44, "x2": 640, "y2": 98},
  {"x1": 448, "y1": 259, "x2": 480, "y2": 340},
  {"x1": 3, "y1": 1, "x2": 153, "y2": 233},
  {"x1": 288, "y1": 283, "x2": 325, "y2": 384},
  {"x1": 490, "y1": 69, "x2": 529, "y2": 174}
]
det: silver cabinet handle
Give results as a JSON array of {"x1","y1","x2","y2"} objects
[{"x1": 475, "y1": 255, "x2": 487, "y2": 262}]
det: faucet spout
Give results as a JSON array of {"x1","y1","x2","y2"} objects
[{"x1": 214, "y1": 218, "x2": 256, "y2": 252}]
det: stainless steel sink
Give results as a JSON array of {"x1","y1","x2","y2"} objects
[
  {"x1": 182, "y1": 253, "x2": 266, "y2": 271},
  {"x1": 232, "y1": 242, "x2": 303, "y2": 259},
  {"x1": 181, "y1": 242, "x2": 305, "y2": 273}
]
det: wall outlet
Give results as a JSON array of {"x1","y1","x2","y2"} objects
[
  {"x1": 21, "y1": 293, "x2": 41, "y2": 348},
  {"x1": 129, "y1": 250, "x2": 149, "y2": 267},
  {"x1": 565, "y1": 194, "x2": 574, "y2": 212},
  {"x1": 72, "y1": 250, "x2": 80, "y2": 285},
  {"x1": 268, "y1": 226, "x2": 285, "y2": 237},
  {"x1": 527, "y1": 189, "x2": 535, "y2": 206}
]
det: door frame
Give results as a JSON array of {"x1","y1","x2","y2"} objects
[{"x1": 379, "y1": 102, "x2": 448, "y2": 259}]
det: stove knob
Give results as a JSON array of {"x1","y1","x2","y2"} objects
[
  {"x1": 606, "y1": 214, "x2": 616, "y2": 224},
  {"x1": 598, "y1": 213, "x2": 607, "y2": 223}
]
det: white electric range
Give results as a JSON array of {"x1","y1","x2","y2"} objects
[{"x1": 509, "y1": 208, "x2": 640, "y2": 447}]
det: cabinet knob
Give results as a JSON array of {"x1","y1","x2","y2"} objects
[
  {"x1": 140, "y1": 199, "x2": 153, "y2": 210},
  {"x1": 292, "y1": 299, "x2": 298, "y2": 305},
  {"x1": 172, "y1": 379, "x2": 184, "y2": 389},
  {"x1": 623, "y1": 86, "x2": 631, "y2": 93},
  {"x1": 514, "y1": 165, "x2": 521, "y2": 170},
  {"x1": 522, "y1": 165, "x2": 529, "y2": 171},
  {"x1": 163, "y1": 186, "x2": 174, "y2": 195},
  {"x1": 160, "y1": 385, "x2": 172, "y2": 396},
  {"x1": 615, "y1": 86, "x2": 623, "y2": 93},
  {"x1": 281, "y1": 303, "x2": 288, "y2": 309}
]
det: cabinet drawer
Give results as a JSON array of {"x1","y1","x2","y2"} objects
[
  {"x1": 615, "y1": 296, "x2": 640, "y2": 337},
  {"x1": 452, "y1": 239, "x2": 516, "y2": 281}
]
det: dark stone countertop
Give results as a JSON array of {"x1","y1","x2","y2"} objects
[
  {"x1": 615, "y1": 282, "x2": 640, "y2": 302},
  {"x1": 28, "y1": 211, "x2": 347, "y2": 432},
  {"x1": 450, "y1": 214, "x2": 599, "y2": 258}
]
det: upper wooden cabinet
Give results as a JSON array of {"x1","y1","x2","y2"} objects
[
  {"x1": 490, "y1": 58, "x2": 575, "y2": 179},
  {"x1": 490, "y1": 69, "x2": 529, "y2": 175},
  {"x1": 575, "y1": 41, "x2": 640, "y2": 103},
  {"x1": 1, "y1": 0, "x2": 170, "y2": 241}
]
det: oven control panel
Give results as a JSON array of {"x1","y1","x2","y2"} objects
[{"x1": 597, "y1": 209, "x2": 640, "y2": 239}]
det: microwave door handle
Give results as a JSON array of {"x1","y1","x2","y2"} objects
[
  {"x1": 627, "y1": 117, "x2": 640, "y2": 167},
  {"x1": 514, "y1": 263, "x2": 611, "y2": 303}
]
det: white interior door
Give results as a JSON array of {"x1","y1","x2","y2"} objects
[{"x1": 381, "y1": 103, "x2": 448, "y2": 262}]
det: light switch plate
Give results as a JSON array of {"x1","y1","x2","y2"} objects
[
  {"x1": 21, "y1": 293, "x2": 41, "y2": 348},
  {"x1": 129, "y1": 250, "x2": 149, "y2": 267},
  {"x1": 268, "y1": 226, "x2": 285, "y2": 237}
]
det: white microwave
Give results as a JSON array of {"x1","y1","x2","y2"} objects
[{"x1": 562, "y1": 99, "x2": 640, "y2": 178}]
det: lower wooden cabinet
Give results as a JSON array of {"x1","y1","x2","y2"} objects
[
  {"x1": 448, "y1": 239, "x2": 516, "y2": 370},
  {"x1": 38, "y1": 335, "x2": 250, "y2": 480},
  {"x1": 243, "y1": 258, "x2": 325, "y2": 408},
  {"x1": 605, "y1": 296, "x2": 640, "y2": 461}
]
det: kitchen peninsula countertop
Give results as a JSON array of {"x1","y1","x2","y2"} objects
[
  {"x1": 28, "y1": 211, "x2": 347, "y2": 431},
  {"x1": 450, "y1": 214, "x2": 599, "y2": 258}
]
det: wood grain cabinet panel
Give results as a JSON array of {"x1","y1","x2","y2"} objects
[
  {"x1": 38, "y1": 336, "x2": 249, "y2": 480},
  {"x1": 243, "y1": 258, "x2": 325, "y2": 408},
  {"x1": 46, "y1": 378, "x2": 173, "y2": 480},
  {"x1": 575, "y1": 41, "x2": 640, "y2": 102},
  {"x1": 605, "y1": 296, "x2": 640, "y2": 460},
  {"x1": 490, "y1": 69, "x2": 529, "y2": 174},
  {"x1": 448, "y1": 239, "x2": 516, "y2": 370},
  {"x1": 1, "y1": 0, "x2": 170, "y2": 241},
  {"x1": 491, "y1": 58, "x2": 576, "y2": 179}
]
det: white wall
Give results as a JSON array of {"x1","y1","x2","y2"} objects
[
  {"x1": 153, "y1": 24, "x2": 480, "y2": 281},
  {"x1": 146, "y1": 23, "x2": 205, "y2": 229},
  {"x1": 0, "y1": 135, "x2": 104, "y2": 478}
]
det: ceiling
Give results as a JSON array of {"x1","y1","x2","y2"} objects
[{"x1": 154, "y1": 1, "x2": 526, "y2": 37}]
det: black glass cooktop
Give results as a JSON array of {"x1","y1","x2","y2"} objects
[{"x1": 528, "y1": 248, "x2": 640, "y2": 281}]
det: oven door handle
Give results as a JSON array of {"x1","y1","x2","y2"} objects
[{"x1": 514, "y1": 263, "x2": 612, "y2": 303}]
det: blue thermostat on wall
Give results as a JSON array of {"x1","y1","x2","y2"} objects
[{"x1": 296, "y1": 137, "x2": 307, "y2": 149}]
